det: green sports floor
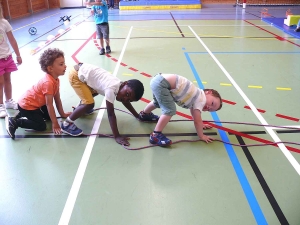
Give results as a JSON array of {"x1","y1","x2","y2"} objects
[{"x1": 0, "y1": 4, "x2": 300, "y2": 225}]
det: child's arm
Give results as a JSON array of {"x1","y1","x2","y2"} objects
[
  {"x1": 122, "y1": 102, "x2": 139, "y2": 118},
  {"x1": 190, "y1": 108, "x2": 214, "y2": 143},
  {"x1": 6, "y1": 31, "x2": 22, "y2": 65},
  {"x1": 106, "y1": 100, "x2": 130, "y2": 146},
  {"x1": 45, "y1": 94, "x2": 62, "y2": 134},
  {"x1": 53, "y1": 91, "x2": 72, "y2": 118}
]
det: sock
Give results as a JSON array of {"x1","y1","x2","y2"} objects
[{"x1": 63, "y1": 117, "x2": 74, "y2": 126}]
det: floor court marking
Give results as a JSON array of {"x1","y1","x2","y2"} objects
[
  {"x1": 58, "y1": 27, "x2": 133, "y2": 225},
  {"x1": 188, "y1": 26, "x2": 300, "y2": 176}
]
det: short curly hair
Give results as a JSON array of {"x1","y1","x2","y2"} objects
[
  {"x1": 126, "y1": 79, "x2": 144, "y2": 101},
  {"x1": 39, "y1": 48, "x2": 64, "y2": 73}
]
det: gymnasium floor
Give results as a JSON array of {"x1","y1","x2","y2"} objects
[{"x1": 1, "y1": 4, "x2": 300, "y2": 225}]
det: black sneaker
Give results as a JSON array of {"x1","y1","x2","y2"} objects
[
  {"x1": 106, "y1": 46, "x2": 111, "y2": 54},
  {"x1": 99, "y1": 48, "x2": 105, "y2": 55},
  {"x1": 5, "y1": 116, "x2": 18, "y2": 140},
  {"x1": 139, "y1": 111, "x2": 159, "y2": 122},
  {"x1": 295, "y1": 27, "x2": 300, "y2": 32}
]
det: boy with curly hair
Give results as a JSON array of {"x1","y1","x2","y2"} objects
[
  {"x1": 139, "y1": 73, "x2": 222, "y2": 146},
  {"x1": 5, "y1": 48, "x2": 71, "y2": 139}
]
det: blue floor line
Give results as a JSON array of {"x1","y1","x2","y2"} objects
[{"x1": 184, "y1": 52, "x2": 268, "y2": 225}]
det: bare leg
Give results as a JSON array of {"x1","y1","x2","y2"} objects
[
  {"x1": 99, "y1": 38, "x2": 104, "y2": 49},
  {"x1": 154, "y1": 114, "x2": 172, "y2": 132},
  {"x1": 69, "y1": 103, "x2": 94, "y2": 121},
  {"x1": 3, "y1": 72, "x2": 12, "y2": 101},
  {"x1": 143, "y1": 101, "x2": 156, "y2": 113},
  {"x1": 0, "y1": 75, "x2": 4, "y2": 104},
  {"x1": 105, "y1": 38, "x2": 110, "y2": 47}
]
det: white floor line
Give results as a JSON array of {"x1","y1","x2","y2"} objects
[
  {"x1": 270, "y1": 125, "x2": 300, "y2": 130},
  {"x1": 188, "y1": 26, "x2": 300, "y2": 176},
  {"x1": 58, "y1": 26, "x2": 133, "y2": 225}
]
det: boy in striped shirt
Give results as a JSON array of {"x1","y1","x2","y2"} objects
[{"x1": 139, "y1": 73, "x2": 222, "y2": 146}]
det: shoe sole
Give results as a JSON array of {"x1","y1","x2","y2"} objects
[
  {"x1": 61, "y1": 129, "x2": 83, "y2": 136},
  {"x1": 149, "y1": 139, "x2": 172, "y2": 146},
  {"x1": 5, "y1": 117, "x2": 15, "y2": 140}
]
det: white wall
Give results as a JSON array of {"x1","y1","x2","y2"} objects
[{"x1": 60, "y1": 0, "x2": 84, "y2": 8}]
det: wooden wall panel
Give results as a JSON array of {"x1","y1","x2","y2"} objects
[
  {"x1": 31, "y1": 0, "x2": 47, "y2": 12},
  {"x1": 8, "y1": 0, "x2": 30, "y2": 19},
  {"x1": 48, "y1": 0, "x2": 60, "y2": 8},
  {"x1": 0, "y1": 0, "x2": 10, "y2": 19}
]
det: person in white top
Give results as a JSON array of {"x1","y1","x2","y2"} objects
[
  {"x1": 139, "y1": 73, "x2": 222, "y2": 146},
  {"x1": 0, "y1": 6, "x2": 22, "y2": 117},
  {"x1": 61, "y1": 63, "x2": 144, "y2": 146}
]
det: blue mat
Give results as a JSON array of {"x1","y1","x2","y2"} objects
[{"x1": 262, "y1": 17, "x2": 300, "y2": 39}]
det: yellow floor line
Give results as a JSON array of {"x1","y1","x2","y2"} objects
[
  {"x1": 276, "y1": 87, "x2": 292, "y2": 90},
  {"x1": 220, "y1": 83, "x2": 232, "y2": 86},
  {"x1": 123, "y1": 73, "x2": 133, "y2": 76},
  {"x1": 248, "y1": 85, "x2": 262, "y2": 88}
]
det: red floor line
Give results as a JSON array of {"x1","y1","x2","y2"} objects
[
  {"x1": 71, "y1": 32, "x2": 96, "y2": 63},
  {"x1": 222, "y1": 99, "x2": 236, "y2": 105},
  {"x1": 245, "y1": 20, "x2": 300, "y2": 48},
  {"x1": 275, "y1": 114, "x2": 300, "y2": 122},
  {"x1": 244, "y1": 106, "x2": 266, "y2": 113},
  {"x1": 139, "y1": 98, "x2": 300, "y2": 154}
]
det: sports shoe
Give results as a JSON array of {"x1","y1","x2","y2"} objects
[
  {"x1": 106, "y1": 46, "x2": 111, "y2": 54},
  {"x1": 139, "y1": 111, "x2": 159, "y2": 122},
  {"x1": 0, "y1": 104, "x2": 7, "y2": 118},
  {"x1": 99, "y1": 48, "x2": 105, "y2": 55},
  {"x1": 61, "y1": 122, "x2": 83, "y2": 136},
  {"x1": 5, "y1": 116, "x2": 18, "y2": 140},
  {"x1": 295, "y1": 27, "x2": 300, "y2": 32},
  {"x1": 149, "y1": 132, "x2": 172, "y2": 146},
  {"x1": 5, "y1": 99, "x2": 18, "y2": 110}
]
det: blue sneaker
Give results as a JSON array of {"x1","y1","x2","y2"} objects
[
  {"x1": 61, "y1": 122, "x2": 83, "y2": 136},
  {"x1": 149, "y1": 132, "x2": 172, "y2": 146},
  {"x1": 139, "y1": 111, "x2": 159, "y2": 122}
]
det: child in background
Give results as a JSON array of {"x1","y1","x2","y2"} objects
[
  {"x1": 88, "y1": 0, "x2": 111, "y2": 55},
  {"x1": 61, "y1": 62, "x2": 144, "y2": 146},
  {"x1": 139, "y1": 73, "x2": 222, "y2": 146},
  {"x1": 5, "y1": 48, "x2": 71, "y2": 139},
  {"x1": 0, "y1": 5, "x2": 22, "y2": 118}
]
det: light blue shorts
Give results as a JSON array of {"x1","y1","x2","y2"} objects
[{"x1": 150, "y1": 74, "x2": 176, "y2": 116}]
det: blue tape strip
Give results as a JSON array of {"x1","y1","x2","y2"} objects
[{"x1": 184, "y1": 52, "x2": 267, "y2": 225}]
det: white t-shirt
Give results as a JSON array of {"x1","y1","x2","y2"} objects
[
  {"x1": 0, "y1": 19, "x2": 12, "y2": 58},
  {"x1": 170, "y1": 75, "x2": 206, "y2": 112},
  {"x1": 78, "y1": 63, "x2": 121, "y2": 104}
]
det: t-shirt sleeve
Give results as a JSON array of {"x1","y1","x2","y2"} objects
[
  {"x1": 41, "y1": 81, "x2": 55, "y2": 96},
  {"x1": 4, "y1": 20, "x2": 12, "y2": 32},
  {"x1": 105, "y1": 88, "x2": 116, "y2": 104}
]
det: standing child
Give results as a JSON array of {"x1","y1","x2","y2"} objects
[
  {"x1": 61, "y1": 63, "x2": 144, "y2": 146},
  {"x1": 88, "y1": 0, "x2": 111, "y2": 55},
  {"x1": 0, "y1": 5, "x2": 22, "y2": 118},
  {"x1": 5, "y1": 48, "x2": 71, "y2": 139},
  {"x1": 139, "y1": 73, "x2": 222, "y2": 146}
]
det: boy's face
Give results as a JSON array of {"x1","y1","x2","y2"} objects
[
  {"x1": 47, "y1": 56, "x2": 66, "y2": 76},
  {"x1": 116, "y1": 83, "x2": 136, "y2": 103},
  {"x1": 202, "y1": 91, "x2": 221, "y2": 112}
]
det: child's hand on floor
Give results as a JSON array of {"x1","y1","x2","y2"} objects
[
  {"x1": 115, "y1": 135, "x2": 130, "y2": 146},
  {"x1": 52, "y1": 123, "x2": 62, "y2": 135},
  {"x1": 200, "y1": 135, "x2": 214, "y2": 143}
]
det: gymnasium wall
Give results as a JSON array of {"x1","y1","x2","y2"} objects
[{"x1": 0, "y1": 0, "x2": 60, "y2": 19}]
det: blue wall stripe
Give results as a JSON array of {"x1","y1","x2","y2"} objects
[{"x1": 184, "y1": 52, "x2": 267, "y2": 225}]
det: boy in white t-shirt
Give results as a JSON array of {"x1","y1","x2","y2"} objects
[
  {"x1": 61, "y1": 63, "x2": 144, "y2": 146},
  {"x1": 139, "y1": 73, "x2": 222, "y2": 146}
]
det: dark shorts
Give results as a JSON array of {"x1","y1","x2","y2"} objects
[{"x1": 96, "y1": 23, "x2": 109, "y2": 39}]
